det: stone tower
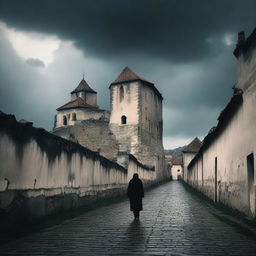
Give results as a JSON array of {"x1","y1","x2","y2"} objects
[{"x1": 109, "y1": 67, "x2": 165, "y2": 177}]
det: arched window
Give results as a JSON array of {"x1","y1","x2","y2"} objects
[
  {"x1": 120, "y1": 86, "x2": 124, "y2": 101},
  {"x1": 121, "y1": 115, "x2": 127, "y2": 124},
  {"x1": 72, "y1": 113, "x2": 76, "y2": 121},
  {"x1": 63, "y1": 115, "x2": 67, "y2": 125}
]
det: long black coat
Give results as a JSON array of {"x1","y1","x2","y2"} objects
[{"x1": 127, "y1": 176, "x2": 144, "y2": 211}]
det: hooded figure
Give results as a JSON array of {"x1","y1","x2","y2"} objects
[{"x1": 127, "y1": 173, "x2": 144, "y2": 220}]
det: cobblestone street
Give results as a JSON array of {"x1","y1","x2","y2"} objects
[{"x1": 1, "y1": 181, "x2": 256, "y2": 256}]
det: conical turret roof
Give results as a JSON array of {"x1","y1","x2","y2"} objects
[{"x1": 71, "y1": 79, "x2": 96, "y2": 94}]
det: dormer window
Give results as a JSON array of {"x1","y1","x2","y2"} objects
[{"x1": 121, "y1": 115, "x2": 127, "y2": 124}]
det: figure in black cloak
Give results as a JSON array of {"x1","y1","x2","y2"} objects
[{"x1": 127, "y1": 173, "x2": 144, "y2": 220}]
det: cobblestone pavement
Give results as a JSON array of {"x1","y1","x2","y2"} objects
[{"x1": 1, "y1": 181, "x2": 256, "y2": 256}]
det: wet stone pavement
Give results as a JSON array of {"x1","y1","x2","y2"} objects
[{"x1": 1, "y1": 181, "x2": 256, "y2": 256}]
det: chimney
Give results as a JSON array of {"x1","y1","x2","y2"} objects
[{"x1": 237, "y1": 31, "x2": 245, "y2": 45}]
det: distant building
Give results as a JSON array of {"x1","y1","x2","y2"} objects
[
  {"x1": 53, "y1": 67, "x2": 168, "y2": 180},
  {"x1": 186, "y1": 28, "x2": 256, "y2": 217},
  {"x1": 182, "y1": 137, "x2": 202, "y2": 182},
  {"x1": 170, "y1": 156, "x2": 183, "y2": 180}
]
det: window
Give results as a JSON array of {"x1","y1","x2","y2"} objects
[
  {"x1": 72, "y1": 113, "x2": 76, "y2": 121},
  {"x1": 178, "y1": 169, "x2": 180, "y2": 172},
  {"x1": 121, "y1": 115, "x2": 127, "y2": 124},
  {"x1": 120, "y1": 86, "x2": 124, "y2": 101},
  {"x1": 63, "y1": 116, "x2": 67, "y2": 125}
]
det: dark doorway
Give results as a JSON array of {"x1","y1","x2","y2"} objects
[
  {"x1": 214, "y1": 157, "x2": 217, "y2": 203},
  {"x1": 247, "y1": 153, "x2": 255, "y2": 214}
]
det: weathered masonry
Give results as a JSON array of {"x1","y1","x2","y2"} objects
[
  {"x1": 186, "y1": 28, "x2": 256, "y2": 217},
  {"x1": 0, "y1": 113, "x2": 155, "y2": 229}
]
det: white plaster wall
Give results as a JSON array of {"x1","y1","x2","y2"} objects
[
  {"x1": 127, "y1": 159, "x2": 156, "y2": 182},
  {"x1": 188, "y1": 82, "x2": 256, "y2": 216},
  {"x1": 171, "y1": 165, "x2": 183, "y2": 180},
  {"x1": 183, "y1": 152, "x2": 196, "y2": 182},
  {"x1": 0, "y1": 134, "x2": 127, "y2": 194},
  {"x1": 110, "y1": 82, "x2": 139, "y2": 125},
  {"x1": 55, "y1": 109, "x2": 109, "y2": 128}
]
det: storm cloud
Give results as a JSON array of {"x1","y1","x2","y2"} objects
[{"x1": 0, "y1": 0, "x2": 255, "y2": 148}]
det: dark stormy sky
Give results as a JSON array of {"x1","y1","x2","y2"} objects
[{"x1": 0, "y1": 0, "x2": 255, "y2": 148}]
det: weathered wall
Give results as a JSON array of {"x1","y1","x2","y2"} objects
[
  {"x1": 0, "y1": 113, "x2": 156, "y2": 228},
  {"x1": 127, "y1": 154, "x2": 156, "y2": 182},
  {"x1": 109, "y1": 81, "x2": 140, "y2": 154},
  {"x1": 55, "y1": 108, "x2": 109, "y2": 128},
  {"x1": 187, "y1": 50, "x2": 256, "y2": 217},
  {"x1": 183, "y1": 152, "x2": 196, "y2": 182},
  {"x1": 53, "y1": 120, "x2": 118, "y2": 160}
]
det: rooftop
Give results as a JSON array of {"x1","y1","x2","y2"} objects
[
  {"x1": 110, "y1": 67, "x2": 163, "y2": 100},
  {"x1": 183, "y1": 137, "x2": 202, "y2": 153},
  {"x1": 172, "y1": 156, "x2": 183, "y2": 165},
  {"x1": 57, "y1": 97, "x2": 97, "y2": 111},
  {"x1": 112, "y1": 66, "x2": 151, "y2": 85},
  {"x1": 71, "y1": 78, "x2": 96, "y2": 94}
]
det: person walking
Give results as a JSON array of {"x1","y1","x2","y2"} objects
[{"x1": 127, "y1": 173, "x2": 144, "y2": 220}]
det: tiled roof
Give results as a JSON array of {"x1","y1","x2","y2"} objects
[
  {"x1": 111, "y1": 66, "x2": 152, "y2": 85},
  {"x1": 110, "y1": 67, "x2": 163, "y2": 100},
  {"x1": 57, "y1": 97, "x2": 96, "y2": 111},
  {"x1": 183, "y1": 137, "x2": 202, "y2": 153},
  {"x1": 71, "y1": 79, "x2": 96, "y2": 94},
  {"x1": 172, "y1": 156, "x2": 183, "y2": 165}
]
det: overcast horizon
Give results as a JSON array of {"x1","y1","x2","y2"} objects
[{"x1": 0, "y1": 0, "x2": 255, "y2": 149}]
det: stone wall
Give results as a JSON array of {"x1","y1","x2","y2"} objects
[
  {"x1": 53, "y1": 120, "x2": 118, "y2": 160},
  {"x1": 0, "y1": 113, "x2": 156, "y2": 229}
]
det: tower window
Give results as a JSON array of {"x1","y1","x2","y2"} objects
[
  {"x1": 72, "y1": 113, "x2": 76, "y2": 121},
  {"x1": 121, "y1": 115, "x2": 127, "y2": 124},
  {"x1": 63, "y1": 115, "x2": 67, "y2": 125},
  {"x1": 120, "y1": 86, "x2": 124, "y2": 101}
]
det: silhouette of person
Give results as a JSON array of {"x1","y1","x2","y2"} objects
[{"x1": 127, "y1": 173, "x2": 144, "y2": 220}]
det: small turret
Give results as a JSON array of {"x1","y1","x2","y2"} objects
[{"x1": 70, "y1": 77, "x2": 97, "y2": 107}]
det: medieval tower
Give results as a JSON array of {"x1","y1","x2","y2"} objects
[
  {"x1": 109, "y1": 67, "x2": 165, "y2": 178},
  {"x1": 53, "y1": 67, "x2": 167, "y2": 179}
]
